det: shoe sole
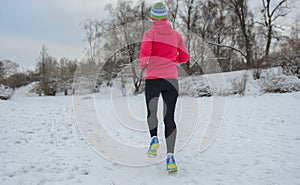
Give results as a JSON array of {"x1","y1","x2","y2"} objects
[
  {"x1": 167, "y1": 163, "x2": 178, "y2": 173},
  {"x1": 167, "y1": 168, "x2": 178, "y2": 173},
  {"x1": 147, "y1": 143, "x2": 159, "y2": 158}
]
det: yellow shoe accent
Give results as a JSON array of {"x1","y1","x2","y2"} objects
[
  {"x1": 147, "y1": 152, "x2": 157, "y2": 158},
  {"x1": 168, "y1": 163, "x2": 177, "y2": 169},
  {"x1": 166, "y1": 154, "x2": 178, "y2": 173},
  {"x1": 151, "y1": 143, "x2": 159, "y2": 150},
  {"x1": 167, "y1": 168, "x2": 178, "y2": 173},
  {"x1": 147, "y1": 143, "x2": 160, "y2": 158},
  {"x1": 168, "y1": 166, "x2": 178, "y2": 173}
]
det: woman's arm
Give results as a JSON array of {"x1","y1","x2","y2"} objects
[
  {"x1": 139, "y1": 31, "x2": 153, "y2": 70},
  {"x1": 177, "y1": 35, "x2": 190, "y2": 64}
]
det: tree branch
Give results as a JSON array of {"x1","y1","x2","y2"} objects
[
  {"x1": 255, "y1": 21, "x2": 266, "y2": 27},
  {"x1": 270, "y1": 0, "x2": 287, "y2": 18},
  {"x1": 205, "y1": 41, "x2": 247, "y2": 58},
  {"x1": 272, "y1": 10, "x2": 291, "y2": 22}
]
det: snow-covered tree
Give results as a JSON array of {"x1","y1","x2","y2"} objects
[{"x1": 36, "y1": 45, "x2": 59, "y2": 96}]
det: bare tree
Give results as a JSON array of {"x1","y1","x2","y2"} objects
[
  {"x1": 260, "y1": 0, "x2": 292, "y2": 66},
  {"x1": 179, "y1": 0, "x2": 199, "y2": 73},
  {"x1": 102, "y1": 1, "x2": 148, "y2": 94},
  {"x1": 279, "y1": 18, "x2": 300, "y2": 78},
  {"x1": 290, "y1": 17, "x2": 300, "y2": 40},
  {"x1": 195, "y1": 1, "x2": 235, "y2": 72},
  {"x1": 58, "y1": 58, "x2": 77, "y2": 95},
  {"x1": 165, "y1": 0, "x2": 180, "y2": 29},
  {"x1": 222, "y1": 0, "x2": 255, "y2": 69},
  {"x1": 136, "y1": 0, "x2": 150, "y2": 33},
  {"x1": 83, "y1": 19, "x2": 107, "y2": 64}
]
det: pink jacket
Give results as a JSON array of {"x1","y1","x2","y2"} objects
[{"x1": 139, "y1": 20, "x2": 190, "y2": 79}]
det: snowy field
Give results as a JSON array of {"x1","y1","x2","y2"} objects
[{"x1": 1, "y1": 84, "x2": 300, "y2": 185}]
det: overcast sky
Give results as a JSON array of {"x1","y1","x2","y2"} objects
[{"x1": 0, "y1": 0, "x2": 299, "y2": 69}]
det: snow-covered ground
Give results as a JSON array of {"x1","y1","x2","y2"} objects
[{"x1": 1, "y1": 82, "x2": 300, "y2": 185}]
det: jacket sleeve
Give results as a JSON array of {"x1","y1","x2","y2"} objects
[
  {"x1": 139, "y1": 31, "x2": 153, "y2": 70},
  {"x1": 177, "y1": 34, "x2": 190, "y2": 64}
]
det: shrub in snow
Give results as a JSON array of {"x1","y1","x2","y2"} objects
[
  {"x1": 259, "y1": 69, "x2": 300, "y2": 93},
  {"x1": 14, "y1": 82, "x2": 40, "y2": 97},
  {"x1": 179, "y1": 76, "x2": 212, "y2": 97},
  {"x1": 72, "y1": 76, "x2": 99, "y2": 95},
  {"x1": 281, "y1": 60, "x2": 300, "y2": 79},
  {"x1": 231, "y1": 73, "x2": 248, "y2": 96},
  {"x1": 252, "y1": 67, "x2": 262, "y2": 80},
  {"x1": 210, "y1": 86, "x2": 234, "y2": 96},
  {"x1": 0, "y1": 84, "x2": 14, "y2": 100}
]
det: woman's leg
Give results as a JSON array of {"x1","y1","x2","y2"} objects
[
  {"x1": 161, "y1": 79, "x2": 179, "y2": 154},
  {"x1": 145, "y1": 80, "x2": 161, "y2": 137}
]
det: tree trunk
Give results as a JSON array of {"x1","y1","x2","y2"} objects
[{"x1": 265, "y1": 22, "x2": 272, "y2": 67}]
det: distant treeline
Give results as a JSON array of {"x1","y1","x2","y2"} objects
[{"x1": 1, "y1": 0, "x2": 299, "y2": 96}]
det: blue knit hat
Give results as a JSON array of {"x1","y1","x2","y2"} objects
[{"x1": 150, "y1": 2, "x2": 168, "y2": 20}]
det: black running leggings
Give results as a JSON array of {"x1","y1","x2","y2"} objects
[{"x1": 145, "y1": 78, "x2": 178, "y2": 153}]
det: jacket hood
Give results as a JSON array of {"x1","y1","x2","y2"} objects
[{"x1": 152, "y1": 20, "x2": 173, "y2": 35}]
